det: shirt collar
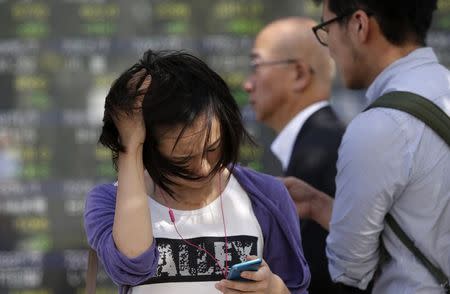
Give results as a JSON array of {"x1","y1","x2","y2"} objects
[
  {"x1": 365, "y1": 47, "x2": 438, "y2": 104},
  {"x1": 271, "y1": 101, "x2": 329, "y2": 171}
]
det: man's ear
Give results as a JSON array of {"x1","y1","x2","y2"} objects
[
  {"x1": 352, "y1": 10, "x2": 371, "y2": 44},
  {"x1": 293, "y1": 61, "x2": 313, "y2": 91}
]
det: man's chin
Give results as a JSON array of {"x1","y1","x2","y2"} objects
[{"x1": 343, "y1": 78, "x2": 367, "y2": 91}]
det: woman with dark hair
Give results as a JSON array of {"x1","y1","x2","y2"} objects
[{"x1": 84, "y1": 50, "x2": 310, "y2": 294}]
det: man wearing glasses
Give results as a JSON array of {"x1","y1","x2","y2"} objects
[
  {"x1": 284, "y1": 0, "x2": 450, "y2": 293},
  {"x1": 243, "y1": 17, "x2": 351, "y2": 294}
]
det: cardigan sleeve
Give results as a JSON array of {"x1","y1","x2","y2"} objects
[
  {"x1": 264, "y1": 181, "x2": 311, "y2": 293},
  {"x1": 233, "y1": 166, "x2": 311, "y2": 293},
  {"x1": 84, "y1": 184, "x2": 159, "y2": 286}
]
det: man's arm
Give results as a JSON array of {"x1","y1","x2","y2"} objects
[{"x1": 326, "y1": 110, "x2": 410, "y2": 289}]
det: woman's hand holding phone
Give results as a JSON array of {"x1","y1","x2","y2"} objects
[{"x1": 215, "y1": 256, "x2": 290, "y2": 294}]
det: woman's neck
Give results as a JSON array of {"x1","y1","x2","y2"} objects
[{"x1": 153, "y1": 169, "x2": 229, "y2": 210}]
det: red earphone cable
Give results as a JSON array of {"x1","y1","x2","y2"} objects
[
  {"x1": 220, "y1": 185, "x2": 229, "y2": 277},
  {"x1": 163, "y1": 175, "x2": 229, "y2": 279}
]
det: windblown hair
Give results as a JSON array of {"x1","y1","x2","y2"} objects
[{"x1": 99, "y1": 50, "x2": 252, "y2": 196}]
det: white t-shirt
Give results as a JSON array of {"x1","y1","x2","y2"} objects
[{"x1": 131, "y1": 175, "x2": 264, "y2": 294}]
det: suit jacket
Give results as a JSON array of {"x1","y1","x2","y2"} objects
[{"x1": 285, "y1": 105, "x2": 347, "y2": 293}]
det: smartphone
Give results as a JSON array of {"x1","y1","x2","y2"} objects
[{"x1": 227, "y1": 258, "x2": 262, "y2": 281}]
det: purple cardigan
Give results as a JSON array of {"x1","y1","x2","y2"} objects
[{"x1": 84, "y1": 165, "x2": 310, "y2": 293}]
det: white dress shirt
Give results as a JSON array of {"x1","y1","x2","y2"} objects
[
  {"x1": 327, "y1": 47, "x2": 450, "y2": 293},
  {"x1": 271, "y1": 101, "x2": 329, "y2": 171}
]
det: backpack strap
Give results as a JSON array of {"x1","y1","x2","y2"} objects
[
  {"x1": 365, "y1": 91, "x2": 450, "y2": 293},
  {"x1": 86, "y1": 248, "x2": 98, "y2": 294},
  {"x1": 365, "y1": 91, "x2": 450, "y2": 146},
  {"x1": 85, "y1": 249, "x2": 131, "y2": 294}
]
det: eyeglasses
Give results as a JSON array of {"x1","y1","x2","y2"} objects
[
  {"x1": 250, "y1": 58, "x2": 298, "y2": 73},
  {"x1": 312, "y1": 10, "x2": 356, "y2": 47},
  {"x1": 312, "y1": 10, "x2": 374, "y2": 47}
]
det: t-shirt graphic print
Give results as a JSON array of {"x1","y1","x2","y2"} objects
[
  {"x1": 143, "y1": 235, "x2": 258, "y2": 284},
  {"x1": 130, "y1": 175, "x2": 264, "y2": 294}
]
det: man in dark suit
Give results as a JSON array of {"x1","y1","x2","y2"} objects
[{"x1": 243, "y1": 17, "x2": 358, "y2": 294}]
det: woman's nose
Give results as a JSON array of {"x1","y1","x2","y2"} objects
[{"x1": 243, "y1": 78, "x2": 254, "y2": 93}]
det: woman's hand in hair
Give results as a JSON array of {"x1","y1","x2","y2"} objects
[
  {"x1": 215, "y1": 256, "x2": 290, "y2": 294},
  {"x1": 113, "y1": 101, "x2": 145, "y2": 151},
  {"x1": 114, "y1": 74, "x2": 151, "y2": 151}
]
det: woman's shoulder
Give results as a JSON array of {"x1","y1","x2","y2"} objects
[
  {"x1": 233, "y1": 164, "x2": 281, "y2": 184},
  {"x1": 88, "y1": 182, "x2": 117, "y2": 196},
  {"x1": 232, "y1": 165, "x2": 289, "y2": 202},
  {"x1": 84, "y1": 183, "x2": 117, "y2": 247},
  {"x1": 85, "y1": 182, "x2": 117, "y2": 210}
]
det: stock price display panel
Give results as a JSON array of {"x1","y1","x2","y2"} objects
[{"x1": 0, "y1": 0, "x2": 448, "y2": 293}]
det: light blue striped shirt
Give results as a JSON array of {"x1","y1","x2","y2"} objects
[{"x1": 327, "y1": 47, "x2": 450, "y2": 293}]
